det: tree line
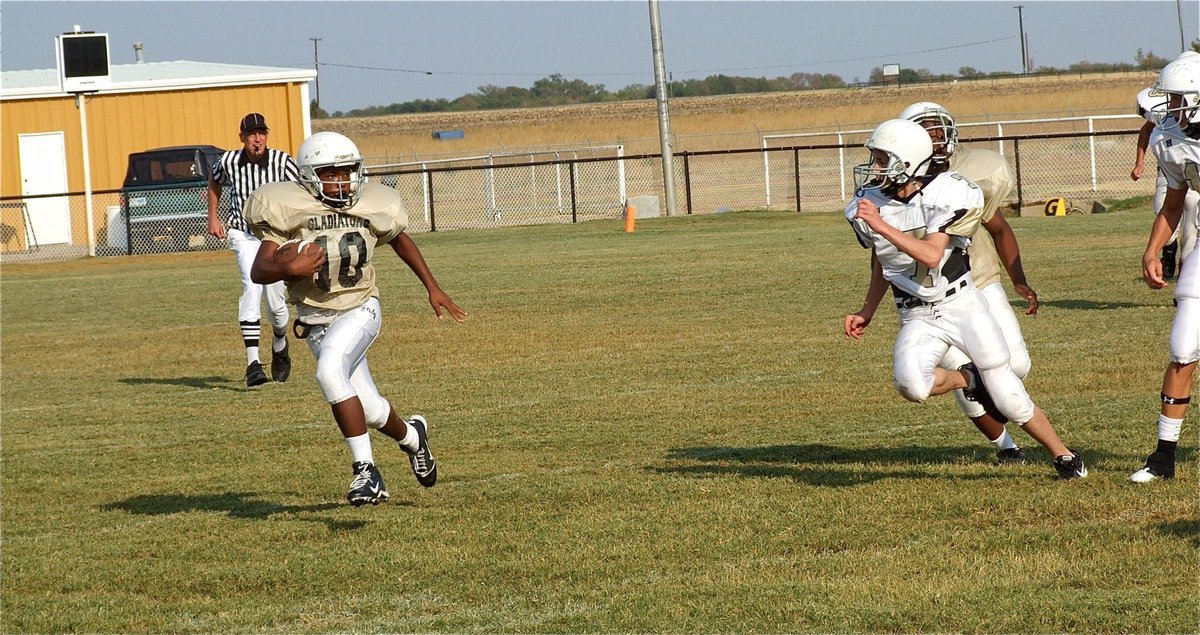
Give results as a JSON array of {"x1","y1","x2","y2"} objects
[{"x1": 312, "y1": 46, "x2": 1192, "y2": 119}]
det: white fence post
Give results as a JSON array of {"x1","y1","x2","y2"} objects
[
  {"x1": 1088, "y1": 117, "x2": 1098, "y2": 192},
  {"x1": 421, "y1": 163, "x2": 431, "y2": 224},
  {"x1": 555, "y1": 152, "x2": 564, "y2": 214},
  {"x1": 617, "y1": 145, "x2": 627, "y2": 207},
  {"x1": 762, "y1": 137, "x2": 772, "y2": 208},
  {"x1": 838, "y1": 132, "x2": 846, "y2": 201},
  {"x1": 485, "y1": 156, "x2": 497, "y2": 221}
]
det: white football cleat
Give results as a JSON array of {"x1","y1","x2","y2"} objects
[{"x1": 1130, "y1": 465, "x2": 1172, "y2": 483}]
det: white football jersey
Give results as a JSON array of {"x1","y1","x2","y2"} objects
[
  {"x1": 245, "y1": 181, "x2": 409, "y2": 313},
  {"x1": 1149, "y1": 119, "x2": 1200, "y2": 195},
  {"x1": 847, "y1": 171, "x2": 985, "y2": 302}
]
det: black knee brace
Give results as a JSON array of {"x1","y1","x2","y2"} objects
[{"x1": 1161, "y1": 393, "x2": 1191, "y2": 406}]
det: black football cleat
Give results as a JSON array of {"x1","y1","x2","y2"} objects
[
  {"x1": 347, "y1": 461, "x2": 389, "y2": 506},
  {"x1": 271, "y1": 339, "x2": 291, "y2": 383},
  {"x1": 1053, "y1": 450, "x2": 1088, "y2": 480},
  {"x1": 1130, "y1": 451, "x2": 1176, "y2": 483},
  {"x1": 245, "y1": 361, "x2": 269, "y2": 387},
  {"x1": 404, "y1": 415, "x2": 438, "y2": 488},
  {"x1": 996, "y1": 447, "x2": 1027, "y2": 465}
]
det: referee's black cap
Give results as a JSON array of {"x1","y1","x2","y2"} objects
[{"x1": 240, "y1": 113, "x2": 269, "y2": 134}]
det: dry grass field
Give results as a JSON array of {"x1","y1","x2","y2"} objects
[
  {"x1": 318, "y1": 71, "x2": 1157, "y2": 163},
  {"x1": 3, "y1": 209, "x2": 1197, "y2": 632}
]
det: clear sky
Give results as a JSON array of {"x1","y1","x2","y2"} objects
[{"x1": 3, "y1": 1, "x2": 1196, "y2": 113}]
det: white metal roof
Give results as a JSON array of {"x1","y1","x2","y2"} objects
[{"x1": 1, "y1": 60, "x2": 316, "y2": 100}]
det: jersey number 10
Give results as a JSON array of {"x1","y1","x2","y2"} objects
[{"x1": 313, "y1": 233, "x2": 367, "y2": 292}]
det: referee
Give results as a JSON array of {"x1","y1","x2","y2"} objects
[{"x1": 207, "y1": 112, "x2": 299, "y2": 387}]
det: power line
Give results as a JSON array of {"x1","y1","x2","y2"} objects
[{"x1": 321, "y1": 62, "x2": 432, "y2": 75}]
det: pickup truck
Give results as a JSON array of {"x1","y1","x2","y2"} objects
[{"x1": 119, "y1": 145, "x2": 227, "y2": 254}]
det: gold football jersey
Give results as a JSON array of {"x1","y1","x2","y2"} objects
[
  {"x1": 244, "y1": 181, "x2": 408, "y2": 313},
  {"x1": 949, "y1": 148, "x2": 1016, "y2": 289}
]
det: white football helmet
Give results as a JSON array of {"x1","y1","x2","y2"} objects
[
  {"x1": 898, "y1": 101, "x2": 958, "y2": 161},
  {"x1": 853, "y1": 119, "x2": 935, "y2": 194},
  {"x1": 1152, "y1": 56, "x2": 1200, "y2": 129},
  {"x1": 297, "y1": 131, "x2": 366, "y2": 208}
]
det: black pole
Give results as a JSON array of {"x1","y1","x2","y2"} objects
[
  {"x1": 123, "y1": 201, "x2": 133, "y2": 255},
  {"x1": 426, "y1": 171, "x2": 436, "y2": 232},
  {"x1": 1014, "y1": 5, "x2": 1027, "y2": 73},
  {"x1": 1012, "y1": 138, "x2": 1024, "y2": 212},
  {"x1": 312, "y1": 37, "x2": 321, "y2": 109},
  {"x1": 569, "y1": 161, "x2": 577, "y2": 223},
  {"x1": 683, "y1": 152, "x2": 693, "y2": 215},
  {"x1": 1177, "y1": 0, "x2": 1186, "y2": 52}
]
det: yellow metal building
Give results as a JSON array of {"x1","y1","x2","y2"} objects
[{"x1": 1, "y1": 60, "x2": 316, "y2": 255}]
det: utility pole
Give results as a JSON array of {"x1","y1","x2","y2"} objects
[
  {"x1": 1177, "y1": 0, "x2": 1187, "y2": 52},
  {"x1": 1014, "y1": 5, "x2": 1027, "y2": 73},
  {"x1": 310, "y1": 37, "x2": 322, "y2": 110},
  {"x1": 648, "y1": 0, "x2": 678, "y2": 217}
]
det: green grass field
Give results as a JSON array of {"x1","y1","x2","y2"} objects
[{"x1": 2, "y1": 208, "x2": 1196, "y2": 633}]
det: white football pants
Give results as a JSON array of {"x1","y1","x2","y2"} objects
[
  {"x1": 1155, "y1": 171, "x2": 1200, "y2": 260},
  {"x1": 892, "y1": 287, "x2": 1036, "y2": 425},
  {"x1": 228, "y1": 228, "x2": 289, "y2": 331},
  {"x1": 940, "y1": 281, "x2": 1032, "y2": 419},
  {"x1": 1169, "y1": 246, "x2": 1200, "y2": 364},
  {"x1": 304, "y1": 297, "x2": 392, "y2": 428}
]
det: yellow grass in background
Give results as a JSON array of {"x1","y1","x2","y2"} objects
[{"x1": 318, "y1": 72, "x2": 1156, "y2": 162}]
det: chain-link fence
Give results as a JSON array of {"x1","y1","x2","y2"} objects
[
  {"x1": 0, "y1": 123, "x2": 1157, "y2": 263},
  {"x1": 0, "y1": 187, "x2": 232, "y2": 262}
]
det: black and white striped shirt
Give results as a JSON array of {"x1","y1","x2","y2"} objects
[{"x1": 211, "y1": 148, "x2": 299, "y2": 232}]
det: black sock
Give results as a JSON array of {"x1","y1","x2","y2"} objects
[{"x1": 1153, "y1": 440, "x2": 1178, "y2": 460}]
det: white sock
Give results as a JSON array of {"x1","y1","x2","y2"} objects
[
  {"x1": 398, "y1": 422, "x2": 419, "y2": 453},
  {"x1": 272, "y1": 328, "x2": 288, "y2": 353},
  {"x1": 1158, "y1": 414, "x2": 1184, "y2": 442},
  {"x1": 245, "y1": 346, "x2": 260, "y2": 366},
  {"x1": 989, "y1": 429, "x2": 1018, "y2": 451},
  {"x1": 345, "y1": 433, "x2": 374, "y2": 464}
]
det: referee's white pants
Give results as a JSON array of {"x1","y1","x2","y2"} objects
[
  {"x1": 228, "y1": 228, "x2": 289, "y2": 331},
  {"x1": 304, "y1": 297, "x2": 392, "y2": 428},
  {"x1": 892, "y1": 287, "x2": 1036, "y2": 425},
  {"x1": 940, "y1": 281, "x2": 1031, "y2": 419}
]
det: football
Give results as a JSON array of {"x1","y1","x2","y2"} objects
[{"x1": 273, "y1": 239, "x2": 322, "y2": 263}]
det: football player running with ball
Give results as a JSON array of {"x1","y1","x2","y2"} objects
[
  {"x1": 898, "y1": 101, "x2": 1036, "y2": 466},
  {"x1": 843, "y1": 118, "x2": 1087, "y2": 480},
  {"x1": 1134, "y1": 53, "x2": 1200, "y2": 483},
  {"x1": 245, "y1": 131, "x2": 467, "y2": 505}
]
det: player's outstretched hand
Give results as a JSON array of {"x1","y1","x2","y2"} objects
[
  {"x1": 1143, "y1": 252, "x2": 1167, "y2": 289},
  {"x1": 844, "y1": 313, "x2": 871, "y2": 340},
  {"x1": 429, "y1": 289, "x2": 467, "y2": 323},
  {"x1": 1014, "y1": 283, "x2": 1039, "y2": 315}
]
